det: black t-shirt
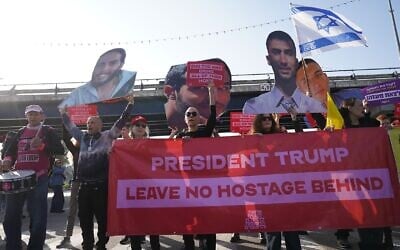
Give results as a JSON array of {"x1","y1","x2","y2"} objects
[
  {"x1": 339, "y1": 108, "x2": 380, "y2": 128},
  {"x1": 176, "y1": 105, "x2": 216, "y2": 139}
]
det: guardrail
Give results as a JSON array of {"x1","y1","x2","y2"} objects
[{"x1": 0, "y1": 72, "x2": 398, "y2": 100}]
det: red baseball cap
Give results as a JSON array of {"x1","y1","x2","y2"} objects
[{"x1": 131, "y1": 116, "x2": 147, "y2": 125}]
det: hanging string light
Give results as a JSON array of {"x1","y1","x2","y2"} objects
[{"x1": 40, "y1": 0, "x2": 360, "y2": 47}]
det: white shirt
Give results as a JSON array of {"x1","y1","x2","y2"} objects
[{"x1": 243, "y1": 86, "x2": 326, "y2": 114}]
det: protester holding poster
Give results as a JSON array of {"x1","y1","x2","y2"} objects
[
  {"x1": 252, "y1": 114, "x2": 302, "y2": 250},
  {"x1": 338, "y1": 97, "x2": 386, "y2": 249},
  {"x1": 249, "y1": 114, "x2": 281, "y2": 135},
  {"x1": 163, "y1": 58, "x2": 231, "y2": 130},
  {"x1": 59, "y1": 94, "x2": 134, "y2": 250},
  {"x1": 243, "y1": 31, "x2": 326, "y2": 114},
  {"x1": 171, "y1": 82, "x2": 217, "y2": 250},
  {"x1": 230, "y1": 113, "x2": 284, "y2": 246},
  {"x1": 339, "y1": 98, "x2": 380, "y2": 129},
  {"x1": 128, "y1": 115, "x2": 160, "y2": 250},
  {"x1": 60, "y1": 48, "x2": 136, "y2": 107},
  {"x1": 296, "y1": 58, "x2": 329, "y2": 108},
  {"x1": 118, "y1": 122, "x2": 133, "y2": 246}
]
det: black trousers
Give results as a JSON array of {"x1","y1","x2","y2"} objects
[
  {"x1": 266, "y1": 231, "x2": 301, "y2": 250},
  {"x1": 78, "y1": 182, "x2": 109, "y2": 250},
  {"x1": 335, "y1": 228, "x2": 351, "y2": 239},
  {"x1": 358, "y1": 227, "x2": 384, "y2": 250},
  {"x1": 183, "y1": 234, "x2": 216, "y2": 250},
  {"x1": 131, "y1": 235, "x2": 160, "y2": 250}
]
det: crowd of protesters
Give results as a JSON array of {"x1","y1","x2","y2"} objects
[
  {"x1": 0, "y1": 42, "x2": 398, "y2": 250},
  {"x1": 0, "y1": 94, "x2": 398, "y2": 250}
]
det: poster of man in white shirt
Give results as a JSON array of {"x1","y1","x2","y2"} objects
[
  {"x1": 243, "y1": 31, "x2": 326, "y2": 114},
  {"x1": 60, "y1": 48, "x2": 136, "y2": 107}
]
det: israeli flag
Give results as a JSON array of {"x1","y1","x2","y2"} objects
[{"x1": 291, "y1": 4, "x2": 367, "y2": 56}]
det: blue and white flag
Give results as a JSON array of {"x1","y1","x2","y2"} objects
[{"x1": 291, "y1": 4, "x2": 367, "y2": 56}]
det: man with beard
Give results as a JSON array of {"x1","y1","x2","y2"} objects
[
  {"x1": 243, "y1": 31, "x2": 325, "y2": 114},
  {"x1": 60, "y1": 48, "x2": 136, "y2": 107},
  {"x1": 163, "y1": 58, "x2": 231, "y2": 129}
]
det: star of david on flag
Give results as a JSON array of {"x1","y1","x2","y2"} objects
[{"x1": 291, "y1": 4, "x2": 367, "y2": 56}]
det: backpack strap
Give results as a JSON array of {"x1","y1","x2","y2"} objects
[{"x1": 15, "y1": 127, "x2": 26, "y2": 142}]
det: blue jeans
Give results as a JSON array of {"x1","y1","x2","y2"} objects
[
  {"x1": 3, "y1": 175, "x2": 49, "y2": 250},
  {"x1": 50, "y1": 185, "x2": 64, "y2": 212}
]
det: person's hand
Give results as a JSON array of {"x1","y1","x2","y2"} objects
[
  {"x1": 168, "y1": 127, "x2": 179, "y2": 139},
  {"x1": 362, "y1": 98, "x2": 370, "y2": 113},
  {"x1": 182, "y1": 136, "x2": 191, "y2": 140},
  {"x1": 324, "y1": 126, "x2": 335, "y2": 132},
  {"x1": 2, "y1": 159, "x2": 11, "y2": 171},
  {"x1": 125, "y1": 93, "x2": 134, "y2": 104},
  {"x1": 59, "y1": 105, "x2": 67, "y2": 115},
  {"x1": 362, "y1": 98, "x2": 368, "y2": 108},
  {"x1": 207, "y1": 81, "x2": 215, "y2": 89}
]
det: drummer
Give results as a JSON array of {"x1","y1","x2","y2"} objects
[{"x1": 2, "y1": 104, "x2": 65, "y2": 250}]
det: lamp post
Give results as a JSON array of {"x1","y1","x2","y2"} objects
[{"x1": 389, "y1": 0, "x2": 400, "y2": 62}]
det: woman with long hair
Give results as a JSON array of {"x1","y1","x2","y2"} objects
[
  {"x1": 128, "y1": 115, "x2": 160, "y2": 250},
  {"x1": 338, "y1": 98, "x2": 386, "y2": 250},
  {"x1": 253, "y1": 113, "x2": 301, "y2": 250},
  {"x1": 249, "y1": 113, "x2": 281, "y2": 135},
  {"x1": 231, "y1": 114, "x2": 301, "y2": 249}
]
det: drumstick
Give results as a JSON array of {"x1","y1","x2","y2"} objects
[
  {"x1": 30, "y1": 121, "x2": 44, "y2": 150},
  {"x1": 35, "y1": 121, "x2": 44, "y2": 138}
]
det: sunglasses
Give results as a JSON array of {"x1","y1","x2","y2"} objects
[
  {"x1": 186, "y1": 111, "x2": 198, "y2": 117},
  {"x1": 134, "y1": 123, "x2": 147, "y2": 128},
  {"x1": 262, "y1": 116, "x2": 273, "y2": 121}
]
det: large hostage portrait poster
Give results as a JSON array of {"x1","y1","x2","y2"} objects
[
  {"x1": 162, "y1": 59, "x2": 231, "y2": 130},
  {"x1": 243, "y1": 30, "x2": 328, "y2": 115},
  {"x1": 60, "y1": 48, "x2": 136, "y2": 108}
]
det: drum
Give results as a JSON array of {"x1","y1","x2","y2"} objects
[{"x1": 0, "y1": 170, "x2": 36, "y2": 194}]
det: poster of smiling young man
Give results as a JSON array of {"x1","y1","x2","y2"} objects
[
  {"x1": 243, "y1": 31, "x2": 327, "y2": 115},
  {"x1": 162, "y1": 58, "x2": 232, "y2": 130},
  {"x1": 60, "y1": 48, "x2": 136, "y2": 108}
]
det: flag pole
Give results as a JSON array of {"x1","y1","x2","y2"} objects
[
  {"x1": 388, "y1": 0, "x2": 400, "y2": 62},
  {"x1": 301, "y1": 58, "x2": 312, "y2": 97}
]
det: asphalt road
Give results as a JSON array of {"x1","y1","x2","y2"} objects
[{"x1": 0, "y1": 190, "x2": 398, "y2": 249}]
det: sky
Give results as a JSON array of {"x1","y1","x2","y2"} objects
[{"x1": 0, "y1": 0, "x2": 399, "y2": 85}]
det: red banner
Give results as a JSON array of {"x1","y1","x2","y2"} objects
[
  {"x1": 67, "y1": 104, "x2": 98, "y2": 125},
  {"x1": 108, "y1": 128, "x2": 400, "y2": 235},
  {"x1": 186, "y1": 61, "x2": 225, "y2": 87}
]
